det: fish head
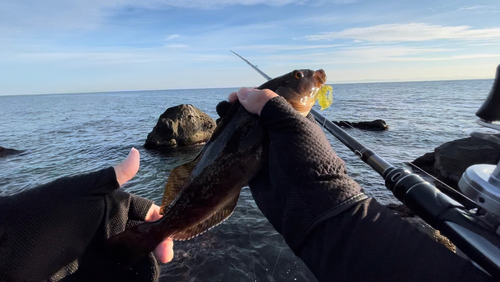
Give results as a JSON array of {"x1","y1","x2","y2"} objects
[{"x1": 258, "y1": 69, "x2": 326, "y2": 116}]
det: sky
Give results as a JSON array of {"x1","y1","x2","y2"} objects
[{"x1": 1, "y1": 0, "x2": 500, "y2": 95}]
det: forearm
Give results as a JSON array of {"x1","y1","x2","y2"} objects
[
  {"x1": 297, "y1": 198, "x2": 494, "y2": 282},
  {"x1": 254, "y1": 97, "x2": 492, "y2": 281},
  {"x1": 0, "y1": 167, "x2": 119, "y2": 281},
  {"x1": 252, "y1": 96, "x2": 365, "y2": 250},
  {"x1": 0, "y1": 167, "x2": 156, "y2": 281},
  {"x1": 259, "y1": 96, "x2": 364, "y2": 211}
]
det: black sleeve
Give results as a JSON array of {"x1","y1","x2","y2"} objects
[
  {"x1": 251, "y1": 97, "x2": 493, "y2": 282},
  {"x1": 298, "y1": 198, "x2": 494, "y2": 282},
  {"x1": 0, "y1": 167, "x2": 158, "y2": 282}
]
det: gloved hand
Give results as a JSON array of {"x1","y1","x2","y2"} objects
[
  {"x1": 218, "y1": 88, "x2": 366, "y2": 252},
  {"x1": 0, "y1": 148, "x2": 173, "y2": 282}
]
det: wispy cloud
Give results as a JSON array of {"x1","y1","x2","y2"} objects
[
  {"x1": 165, "y1": 44, "x2": 189, "y2": 48},
  {"x1": 231, "y1": 44, "x2": 346, "y2": 52},
  {"x1": 459, "y1": 5, "x2": 495, "y2": 10},
  {"x1": 305, "y1": 23, "x2": 500, "y2": 42},
  {"x1": 152, "y1": 0, "x2": 306, "y2": 9},
  {"x1": 0, "y1": 0, "x2": 311, "y2": 33},
  {"x1": 166, "y1": 34, "x2": 181, "y2": 40},
  {"x1": 458, "y1": 5, "x2": 500, "y2": 14},
  {"x1": 1, "y1": 0, "x2": 499, "y2": 95},
  {"x1": 285, "y1": 46, "x2": 455, "y2": 64}
]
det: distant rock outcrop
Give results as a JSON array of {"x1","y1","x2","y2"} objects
[
  {"x1": 145, "y1": 104, "x2": 216, "y2": 150},
  {"x1": 0, "y1": 146, "x2": 21, "y2": 157},
  {"x1": 332, "y1": 119, "x2": 388, "y2": 131},
  {"x1": 412, "y1": 134, "x2": 500, "y2": 190}
]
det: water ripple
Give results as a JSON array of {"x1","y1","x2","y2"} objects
[{"x1": 0, "y1": 80, "x2": 493, "y2": 280}]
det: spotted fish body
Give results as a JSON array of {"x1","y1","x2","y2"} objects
[{"x1": 107, "y1": 69, "x2": 327, "y2": 265}]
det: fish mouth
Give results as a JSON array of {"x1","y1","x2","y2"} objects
[{"x1": 313, "y1": 69, "x2": 326, "y2": 87}]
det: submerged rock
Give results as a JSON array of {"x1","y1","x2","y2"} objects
[
  {"x1": 412, "y1": 134, "x2": 500, "y2": 190},
  {"x1": 0, "y1": 146, "x2": 21, "y2": 158},
  {"x1": 145, "y1": 104, "x2": 216, "y2": 150},
  {"x1": 332, "y1": 119, "x2": 388, "y2": 131}
]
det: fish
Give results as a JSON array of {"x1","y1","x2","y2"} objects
[{"x1": 106, "y1": 69, "x2": 327, "y2": 267}]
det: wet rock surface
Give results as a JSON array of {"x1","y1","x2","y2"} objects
[
  {"x1": 412, "y1": 134, "x2": 500, "y2": 190},
  {"x1": 332, "y1": 119, "x2": 388, "y2": 131},
  {"x1": 0, "y1": 146, "x2": 21, "y2": 157}
]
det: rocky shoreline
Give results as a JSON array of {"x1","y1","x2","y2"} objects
[
  {"x1": 387, "y1": 133, "x2": 500, "y2": 251},
  {"x1": 412, "y1": 134, "x2": 500, "y2": 191}
]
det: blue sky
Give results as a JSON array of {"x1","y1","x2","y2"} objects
[{"x1": 1, "y1": 0, "x2": 500, "y2": 95}]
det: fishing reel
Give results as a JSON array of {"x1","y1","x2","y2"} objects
[{"x1": 458, "y1": 64, "x2": 500, "y2": 235}]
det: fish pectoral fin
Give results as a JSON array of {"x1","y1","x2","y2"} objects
[
  {"x1": 160, "y1": 158, "x2": 199, "y2": 215},
  {"x1": 171, "y1": 194, "x2": 240, "y2": 241}
]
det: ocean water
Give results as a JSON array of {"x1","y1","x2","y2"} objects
[{"x1": 0, "y1": 79, "x2": 495, "y2": 281}]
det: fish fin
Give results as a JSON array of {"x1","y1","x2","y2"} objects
[
  {"x1": 160, "y1": 158, "x2": 199, "y2": 215},
  {"x1": 172, "y1": 194, "x2": 240, "y2": 241}
]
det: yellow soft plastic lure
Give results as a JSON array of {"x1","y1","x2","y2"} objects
[{"x1": 317, "y1": 85, "x2": 333, "y2": 110}]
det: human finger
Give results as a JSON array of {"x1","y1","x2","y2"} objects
[
  {"x1": 228, "y1": 91, "x2": 238, "y2": 103},
  {"x1": 154, "y1": 238, "x2": 174, "y2": 263},
  {"x1": 236, "y1": 88, "x2": 278, "y2": 116},
  {"x1": 144, "y1": 204, "x2": 162, "y2": 222},
  {"x1": 144, "y1": 205, "x2": 174, "y2": 263},
  {"x1": 114, "y1": 148, "x2": 140, "y2": 186}
]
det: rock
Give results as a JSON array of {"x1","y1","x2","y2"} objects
[
  {"x1": 406, "y1": 134, "x2": 500, "y2": 253},
  {"x1": 0, "y1": 146, "x2": 21, "y2": 157},
  {"x1": 412, "y1": 134, "x2": 500, "y2": 190},
  {"x1": 386, "y1": 203, "x2": 415, "y2": 217},
  {"x1": 412, "y1": 152, "x2": 435, "y2": 169},
  {"x1": 404, "y1": 216, "x2": 456, "y2": 252},
  {"x1": 145, "y1": 104, "x2": 216, "y2": 150},
  {"x1": 332, "y1": 119, "x2": 388, "y2": 131},
  {"x1": 386, "y1": 203, "x2": 456, "y2": 252}
]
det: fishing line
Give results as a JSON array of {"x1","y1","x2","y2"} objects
[
  {"x1": 406, "y1": 162, "x2": 478, "y2": 209},
  {"x1": 407, "y1": 162, "x2": 455, "y2": 191},
  {"x1": 339, "y1": 121, "x2": 357, "y2": 131},
  {"x1": 322, "y1": 113, "x2": 478, "y2": 209},
  {"x1": 246, "y1": 203, "x2": 257, "y2": 282},
  {"x1": 270, "y1": 239, "x2": 284, "y2": 282}
]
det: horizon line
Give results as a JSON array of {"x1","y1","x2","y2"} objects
[{"x1": 0, "y1": 77, "x2": 494, "y2": 97}]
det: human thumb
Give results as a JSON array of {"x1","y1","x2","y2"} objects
[{"x1": 114, "y1": 148, "x2": 140, "y2": 186}]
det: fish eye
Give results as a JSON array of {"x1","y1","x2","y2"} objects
[{"x1": 293, "y1": 70, "x2": 304, "y2": 79}]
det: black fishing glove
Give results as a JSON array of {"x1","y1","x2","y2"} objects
[
  {"x1": 249, "y1": 97, "x2": 366, "y2": 251},
  {"x1": 216, "y1": 98, "x2": 366, "y2": 251},
  {"x1": 0, "y1": 167, "x2": 160, "y2": 282},
  {"x1": 215, "y1": 100, "x2": 233, "y2": 125}
]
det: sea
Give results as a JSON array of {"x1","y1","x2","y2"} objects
[{"x1": 0, "y1": 79, "x2": 496, "y2": 281}]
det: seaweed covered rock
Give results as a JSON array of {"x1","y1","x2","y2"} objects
[
  {"x1": 145, "y1": 104, "x2": 216, "y2": 150},
  {"x1": 386, "y1": 203, "x2": 455, "y2": 252},
  {"x1": 0, "y1": 146, "x2": 21, "y2": 157},
  {"x1": 412, "y1": 134, "x2": 500, "y2": 190}
]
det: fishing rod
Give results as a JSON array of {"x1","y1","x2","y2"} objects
[{"x1": 230, "y1": 50, "x2": 500, "y2": 279}]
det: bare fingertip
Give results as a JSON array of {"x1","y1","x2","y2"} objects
[{"x1": 228, "y1": 92, "x2": 238, "y2": 103}]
